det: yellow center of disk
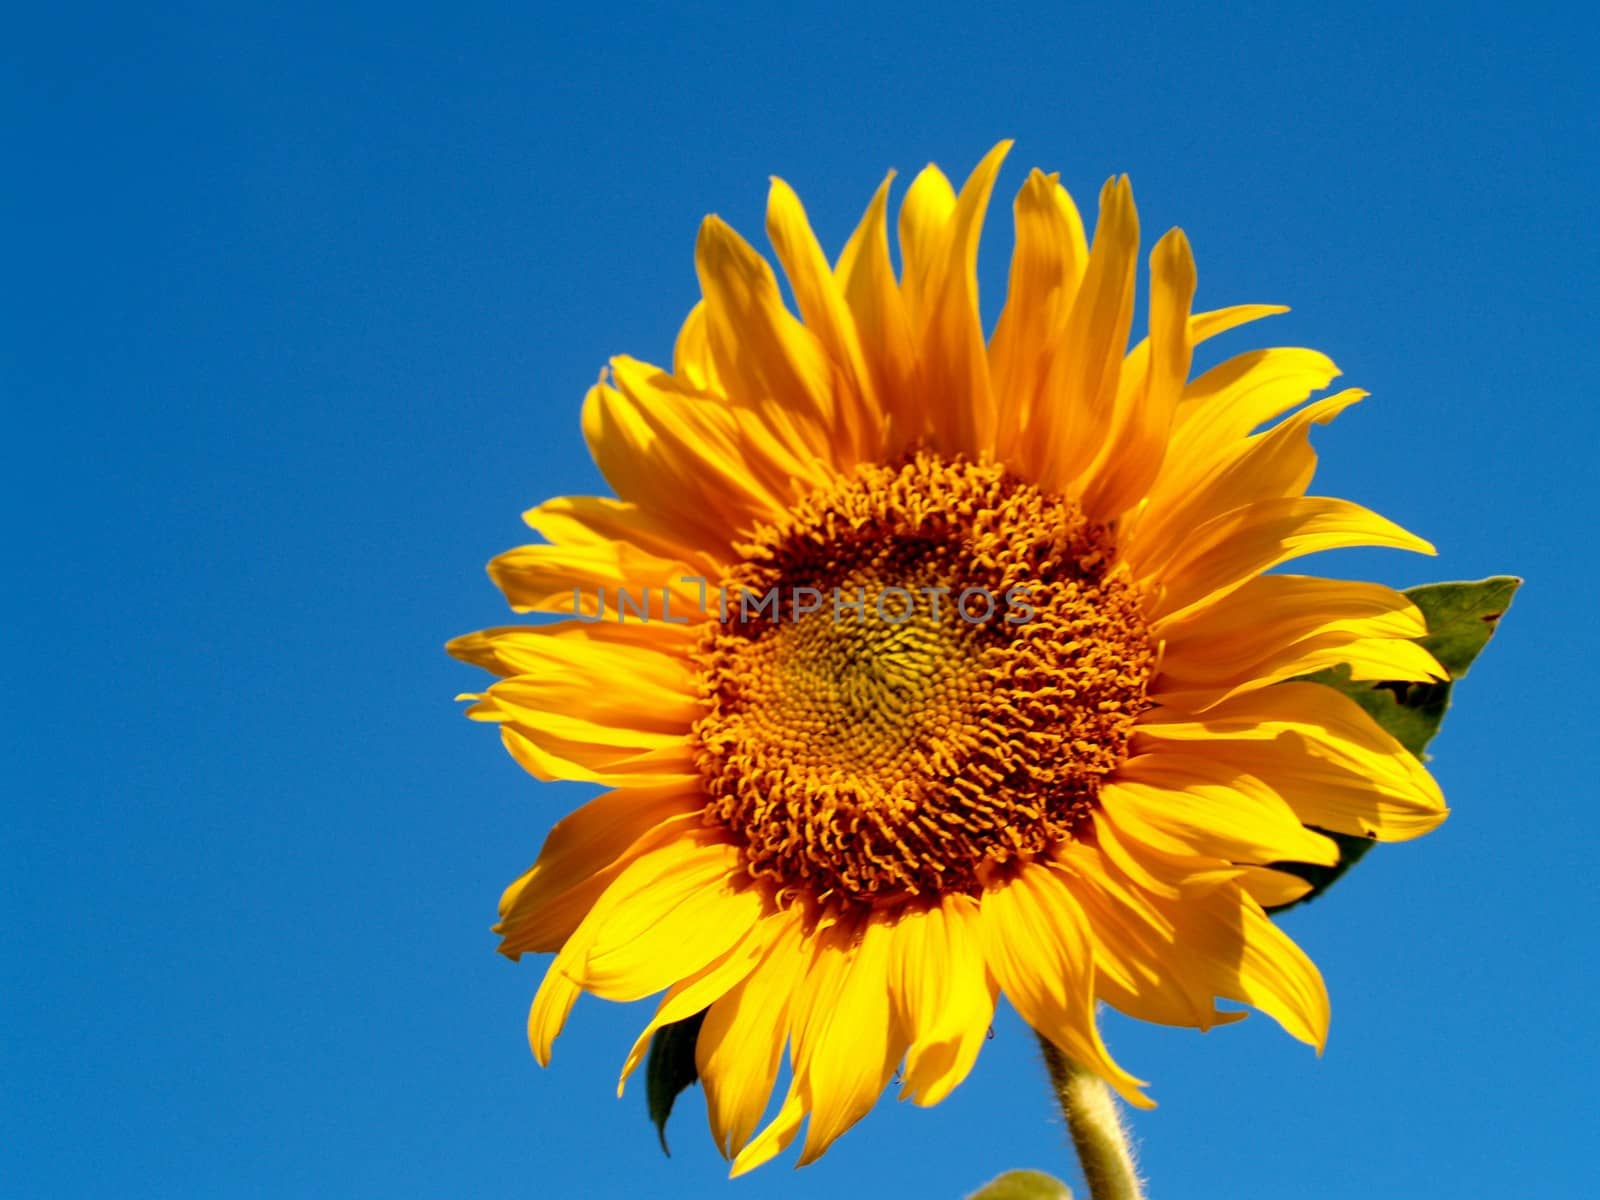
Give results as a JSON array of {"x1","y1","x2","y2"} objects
[{"x1": 692, "y1": 453, "x2": 1155, "y2": 911}]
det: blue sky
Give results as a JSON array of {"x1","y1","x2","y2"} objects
[{"x1": 5, "y1": 4, "x2": 1595, "y2": 1197}]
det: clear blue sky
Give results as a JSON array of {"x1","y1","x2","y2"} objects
[{"x1": 5, "y1": 5, "x2": 1594, "y2": 1197}]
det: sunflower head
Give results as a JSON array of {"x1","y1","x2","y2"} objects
[
  {"x1": 452, "y1": 141, "x2": 1448, "y2": 1174},
  {"x1": 696, "y1": 451, "x2": 1156, "y2": 911}
]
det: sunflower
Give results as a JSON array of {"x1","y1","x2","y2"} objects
[{"x1": 451, "y1": 141, "x2": 1447, "y2": 1174}]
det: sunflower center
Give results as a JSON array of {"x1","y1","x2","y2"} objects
[{"x1": 692, "y1": 453, "x2": 1155, "y2": 911}]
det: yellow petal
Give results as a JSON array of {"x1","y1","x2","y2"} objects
[
  {"x1": 1024, "y1": 176, "x2": 1141, "y2": 494},
  {"x1": 1053, "y1": 844, "x2": 1242, "y2": 1030},
  {"x1": 492, "y1": 718, "x2": 697, "y2": 789},
  {"x1": 495, "y1": 786, "x2": 703, "y2": 958},
  {"x1": 616, "y1": 914, "x2": 780, "y2": 1094},
  {"x1": 729, "y1": 1081, "x2": 806, "y2": 1178},
  {"x1": 1236, "y1": 866, "x2": 1315, "y2": 908},
  {"x1": 891, "y1": 895, "x2": 996, "y2": 1106},
  {"x1": 475, "y1": 688, "x2": 686, "y2": 754},
  {"x1": 1174, "y1": 881, "x2": 1330, "y2": 1048},
  {"x1": 698, "y1": 914, "x2": 808, "y2": 1158},
  {"x1": 672, "y1": 300, "x2": 722, "y2": 393},
  {"x1": 1064, "y1": 847, "x2": 1327, "y2": 1046},
  {"x1": 1155, "y1": 637, "x2": 1445, "y2": 713},
  {"x1": 728, "y1": 918, "x2": 911, "y2": 1174},
  {"x1": 464, "y1": 681, "x2": 697, "y2": 788},
  {"x1": 695, "y1": 215, "x2": 841, "y2": 463},
  {"x1": 1079, "y1": 226, "x2": 1197, "y2": 523},
  {"x1": 991, "y1": 169, "x2": 1090, "y2": 458},
  {"x1": 766, "y1": 176, "x2": 882, "y2": 456},
  {"x1": 528, "y1": 949, "x2": 584, "y2": 1066},
  {"x1": 583, "y1": 363, "x2": 815, "y2": 558},
  {"x1": 1130, "y1": 388, "x2": 1366, "y2": 575},
  {"x1": 1288, "y1": 638, "x2": 1445, "y2": 685},
  {"x1": 836, "y1": 172, "x2": 919, "y2": 453},
  {"x1": 572, "y1": 838, "x2": 764, "y2": 1002},
  {"x1": 468, "y1": 635, "x2": 698, "y2": 733},
  {"x1": 522, "y1": 494, "x2": 722, "y2": 581},
  {"x1": 791, "y1": 920, "x2": 907, "y2": 1166},
  {"x1": 897, "y1": 163, "x2": 957, "y2": 328},
  {"x1": 1103, "y1": 756, "x2": 1340, "y2": 867},
  {"x1": 1134, "y1": 682, "x2": 1448, "y2": 841},
  {"x1": 1158, "y1": 575, "x2": 1428, "y2": 665},
  {"x1": 1088, "y1": 805, "x2": 1185, "y2": 900},
  {"x1": 1159, "y1": 346, "x2": 1341, "y2": 496},
  {"x1": 1152, "y1": 560, "x2": 1447, "y2": 714},
  {"x1": 1156, "y1": 573, "x2": 1441, "y2": 701},
  {"x1": 1148, "y1": 496, "x2": 1436, "y2": 624},
  {"x1": 497, "y1": 788, "x2": 690, "y2": 917},
  {"x1": 981, "y1": 864, "x2": 1151, "y2": 1107},
  {"x1": 1076, "y1": 830, "x2": 1327, "y2": 1046},
  {"x1": 486, "y1": 539, "x2": 702, "y2": 620},
  {"x1": 1188, "y1": 303, "x2": 1289, "y2": 341},
  {"x1": 446, "y1": 617, "x2": 695, "y2": 681},
  {"x1": 908, "y1": 140, "x2": 1010, "y2": 455},
  {"x1": 1082, "y1": 300, "x2": 1292, "y2": 538},
  {"x1": 1122, "y1": 305, "x2": 1293, "y2": 419}
]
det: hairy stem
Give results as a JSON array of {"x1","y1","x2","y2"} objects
[{"x1": 1037, "y1": 1036, "x2": 1145, "y2": 1200}]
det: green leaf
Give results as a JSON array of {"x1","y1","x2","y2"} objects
[
  {"x1": 1267, "y1": 576, "x2": 1520, "y2": 912},
  {"x1": 1408, "y1": 576, "x2": 1523, "y2": 679},
  {"x1": 965, "y1": 1168, "x2": 1075, "y2": 1200},
  {"x1": 645, "y1": 1010, "x2": 706, "y2": 1155}
]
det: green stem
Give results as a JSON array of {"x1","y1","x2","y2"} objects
[{"x1": 1037, "y1": 1036, "x2": 1146, "y2": 1200}]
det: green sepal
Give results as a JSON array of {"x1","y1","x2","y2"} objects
[
  {"x1": 645, "y1": 1010, "x2": 706, "y2": 1155},
  {"x1": 965, "y1": 1168, "x2": 1075, "y2": 1199},
  {"x1": 1267, "y1": 576, "x2": 1520, "y2": 912}
]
